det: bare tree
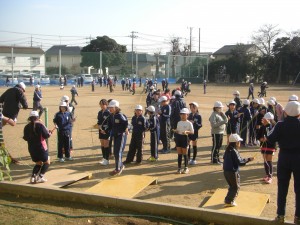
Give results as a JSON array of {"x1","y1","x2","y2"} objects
[{"x1": 252, "y1": 24, "x2": 281, "y2": 56}]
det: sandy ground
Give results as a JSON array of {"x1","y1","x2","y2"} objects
[{"x1": 1, "y1": 82, "x2": 300, "y2": 222}]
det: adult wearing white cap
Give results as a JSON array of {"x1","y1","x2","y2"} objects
[
  {"x1": 289, "y1": 94, "x2": 299, "y2": 102},
  {"x1": 270, "y1": 97, "x2": 284, "y2": 122},
  {"x1": 23, "y1": 111, "x2": 52, "y2": 183},
  {"x1": 233, "y1": 90, "x2": 242, "y2": 110},
  {"x1": 209, "y1": 101, "x2": 228, "y2": 164},
  {"x1": 0, "y1": 82, "x2": 28, "y2": 127},
  {"x1": 267, "y1": 101, "x2": 300, "y2": 223},
  {"x1": 239, "y1": 99, "x2": 252, "y2": 146}
]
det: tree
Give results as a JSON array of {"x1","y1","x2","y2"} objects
[
  {"x1": 169, "y1": 37, "x2": 181, "y2": 77},
  {"x1": 252, "y1": 24, "x2": 281, "y2": 57},
  {"x1": 80, "y1": 36, "x2": 127, "y2": 75}
]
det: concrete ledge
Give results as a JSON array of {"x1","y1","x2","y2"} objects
[{"x1": 0, "y1": 182, "x2": 293, "y2": 225}]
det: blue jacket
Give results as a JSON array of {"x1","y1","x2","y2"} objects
[
  {"x1": 148, "y1": 114, "x2": 159, "y2": 132},
  {"x1": 223, "y1": 146, "x2": 251, "y2": 172},
  {"x1": 53, "y1": 111, "x2": 72, "y2": 132},
  {"x1": 239, "y1": 106, "x2": 252, "y2": 122},
  {"x1": 267, "y1": 116, "x2": 300, "y2": 153},
  {"x1": 108, "y1": 112, "x2": 128, "y2": 137},
  {"x1": 160, "y1": 104, "x2": 171, "y2": 123},
  {"x1": 188, "y1": 112, "x2": 202, "y2": 131},
  {"x1": 131, "y1": 115, "x2": 148, "y2": 135},
  {"x1": 97, "y1": 109, "x2": 111, "y2": 132},
  {"x1": 33, "y1": 90, "x2": 42, "y2": 102},
  {"x1": 225, "y1": 109, "x2": 239, "y2": 130}
]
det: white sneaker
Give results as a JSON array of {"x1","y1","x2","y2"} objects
[
  {"x1": 100, "y1": 159, "x2": 109, "y2": 166},
  {"x1": 183, "y1": 167, "x2": 189, "y2": 174},
  {"x1": 36, "y1": 176, "x2": 47, "y2": 183},
  {"x1": 65, "y1": 157, "x2": 74, "y2": 161},
  {"x1": 189, "y1": 160, "x2": 197, "y2": 165},
  {"x1": 30, "y1": 176, "x2": 37, "y2": 184},
  {"x1": 58, "y1": 158, "x2": 65, "y2": 163}
]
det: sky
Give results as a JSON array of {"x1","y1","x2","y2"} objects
[{"x1": 0, "y1": 0, "x2": 299, "y2": 54}]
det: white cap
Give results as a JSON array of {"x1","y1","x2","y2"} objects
[
  {"x1": 174, "y1": 90, "x2": 182, "y2": 96},
  {"x1": 263, "y1": 81, "x2": 267, "y2": 84},
  {"x1": 264, "y1": 112, "x2": 274, "y2": 120},
  {"x1": 268, "y1": 99, "x2": 276, "y2": 106},
  {"x1": 270, "y1": 97, "x2": 277, "y2": 102},
  {"x1": 146, "y1": 105, "x2": 155, "y2": 112},
  {"x1": 189, "y1": 102, "x2": 199, "y2": 107},
  {"x1": 284, "y1": 101, "x2": 300, "y2": 117},
  {"x1": 188, "y1": 82, "x2": 191, "y2": 84},
  {"x1": 214, "y1": 101, "x2": 224, "y2": 108},
  {"x1": 59, "y1": 101, "x2": 68, "y2": 107},
  {"x1": 250, "y1": 83, "x2": 253, "y2": 85},
  {"x1": 243, "y1": 99, "x2": 250, "y2": 106},
  {"x1": 204, "y1": 80, "x2": 206, "y2": 82},
  {"x1": 158, "y1": 96, "x2": 168, "y2": 102},
  {"x1": 229, "y1": 133, "x2": 243, "y2": 142},
  {"x1": 289, "y1": 94, "x2": 299, "y2": 101},
  {"x1": 259, "y1": 98, "x2": 265, "y2": 105},
  {"x1": 108, "y1": 100, "x2": 119, "y2": 108},
  {"x1": 252, "y1": 99, "x2": 260, "y2": 104},
  {"x1": 61, "y1": 95, "x2": 69, "y2": 101},
  {"x1": 150, "y1": 86, "x2": 154, "y2": 90},
  {"x1": 29, "y1": 111, "x2": 39, "y2": 117},
  {"x1": 180, "y1": 108, "x2": 190, "y2": 114},
  {"x1": 171, "y1": 96, "x2": 175, "y2": 100},
  {"x1": 233, "y1": 90, "x2": 240, "y2": 95},
  {"x1": 35, "y1": 85, "x2": 40, "y2": 89},
  {"x1": 73, "y1": 85, "x2": 76, "y2": 88},
  {"x1": 19, "y1": 82, "x2": 26, "y2": 91},
  {"x1": 135, "y1": 105, "x2": 143, "y2": 110},
  {"x1": 228, "y1": 100, "x2": 236, "y2": 105}
]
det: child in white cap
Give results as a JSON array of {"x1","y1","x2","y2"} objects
[
  {"x1": 146, "y1": 105, "x2": 160, "y2": 162},
  {"x1": 174, "y1": 108, "x2": 194, "y2": 174},
  {"x1": 223, "y1": 133, "x2": 254, "y2": 207}
]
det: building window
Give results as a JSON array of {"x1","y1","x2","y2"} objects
[
  {"x1": 31, "y1": 57, "x2": 40, "y2": 64},
  {"x1": 46, "y1": 56, "x2": 51, "y2": 62},
  {"x1": 7, "y1": 57, "x2": 15, "y2": 64}
]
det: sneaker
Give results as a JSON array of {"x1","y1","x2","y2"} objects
[
  {"x1": 162, "y1": 149, "x2": 170, "y2": 154},
  {"x1": 100, "y1": 159, "x2": 109, "y2": 166},
  {"x1": 265, "y1": 177, "x2": 272, "y2": 184},
  {"x1": 148, "y1": 156, "x2": 158, "y2": 162},
  {"x1": 119, "y1": 165, "x2": 125, "y2": 175},
  {"x1": 274, "y1": 215, "x2": 285, "y2": 223},
  {"x1": 182, "y1": 167, "x2": 189, "y2": 174},
  {"x1": 36, "y1": 176, "x2": 47, "y2": 183},
  {"x1": 58, "y1": 158, "x2": 65, "y2": 163},
  {"x1": 177, "y1": 168, "x2": 182, "y2": 174},
  {"x1": 262, "y1": 176, "x2": 269, "y2": 181},
  {"x1": 189, "y1": 160, "x2": 197, "y2": 165},
  {"x1": 122, "y1": 160, "x2": 131, "y2": 165},
  {"x1": 109, "y1": 169, "x2": 119, "y2": 176},
  {"x1": 224, "y1": 201, "x2": 237, "y2": 207},
  {"x1": 30, "y1": 176, "x2": 37, "y2": 184},
  {"x1": 147, "y1": 156, "x2": 154, "y2": 161},
  {"x1": 65, "y1": 157, "x2": 74, "y2": 161}
]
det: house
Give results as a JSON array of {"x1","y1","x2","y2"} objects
[
  {"x1": 45, "y1": 45, "x2": 82, "y2": 74},
  {"x1": 0, "y1": 46, "x2": 45, "y2": 75},
  {"x1": 213, "y1": 44, "x2": 262, "y2": 61}
]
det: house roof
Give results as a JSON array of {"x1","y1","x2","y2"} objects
[
  {"x1": 46, "y1": 45, "x2": 81, "y2": 55},
  {"x1": 213, "y1": 44, "x2": 256, "y2": 55},
  {"x1": 126, "y1": 52, "x2": 166, "y2": 63},
  {"x1": 0, "y1": 46, "x2": 44, "y2": 54}
]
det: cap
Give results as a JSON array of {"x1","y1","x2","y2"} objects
[
  {"x1": 189, "y1": 102, "x2": 199, "y2": 107},
  {"x1": 243, "y1": 99, "x2": 250, "y2": 105},
  {"x1": 284, "y1": 101, "x2": 300, "y2": 117},
  {"x1": 146, "y1": 105, "x2": 155, "y2": 112},
  {"x1": 135, "y1": 105, "x2": 143, "y2": 110},
  {"x1": 229, "y1": 133, "x2": 243, "y2": 142},
  {"x1": 270, "y1": 97, "x2": 277, "y2": 102},
  {"x1": 72, "y1": 85, "x2": 76, "y2": 88},
  {"x1": 180, "y1": 108, "x2": 190, "y2": 114},
  {"x1": 35, "y1": 85, "x2": 40, "y2": 89},
  {"x1": 268, "y1": 99, "x2": 276, "y2": 106},
  {"x1": 19, "y1": 82, "x2": 26, "y2": 91},
  {"x1": 158, "y1": 96, "x2": 168, "y2": 102},
  {"x1": 250, "y1": 83, "x2": 253, "y2": 85},
  {"x1": 233, "y1": 90, "x2": 240, "y2": 95},
  {"x1": 228, "y1": 100, "x2": 236, "y2": 105},
  {"x1": 171, "y1": 96, "x2": 175, "y2": 100},
  {"x1": 289, "y1": 94, "x2": 299, "y2": 101},
  {"x1": 188, "y1": 82, "x2": 191, "y2": 84},
  {"x1": 29, "y1": 111, "x2": 39, "y2": 117},
  {"x1": 174, "y1": 90, "x2": 182, "y2": 96},
  {"x1": 264, "y1": 112, "x2": 274, "y2": 120},
  {"x1": 252, "y1": 98, "x2": 260, "y2": 104},
  {"x1": 259, "y1": 98, "x2": 265, "y2": 105},
  {"x1": 214, "y1": 101, "x2": 224, "y2": 108},
  {"x1": 150, "y1": 86, "x2": 154, "y2": 90},
  {"x1": 204, "y1": 80, "x2": 206, "y2": 82},
  {"x1": 108, "y1": 100, "x2": 119, "y2": 108},
  {"x1": 61, "y1": 95, "x2": 69, "y2": 101},
  {"x1": 59, "y1": 101, "x2": 68, "y2": 107}
]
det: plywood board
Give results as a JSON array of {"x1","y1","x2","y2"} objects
[
  {"x1": 202, "y1": 188, "x2": 270, "y2": 216},
  {"x1": 19, "y1": 169, "x2": 92, "y2": 188},
  {"x1": 86, "y1": 175, "x2": 157, "y2": 198}
]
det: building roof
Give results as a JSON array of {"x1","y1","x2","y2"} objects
[
  {"x1": 213, "y1": 44, "x2": 256, "y2": 55},
  {"x1": 126, "y1": 52, "x2": 166, "y2": 63},
  {"x1": 46, "y1": 45, "x2": 81, "y2": 55},
  {"x1": 0, "y1": 46, "x2": 44, "y2": 54}
]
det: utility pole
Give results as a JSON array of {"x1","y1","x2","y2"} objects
[
  {"x1": 30, "y1": 35, "x2": 33, "y2": 47},
  {"x1": 189, "y1": 27, "x2": 193, "y2": 55},
  {"x1": 11, "y1": 47, "x2": 14, "y2": 81},
  {"x1": 199, "y1": 28, "x2": 200, "y2": 54},
  {"x1": 129, "y1": 31, "x2": 138, "y2": 74}
]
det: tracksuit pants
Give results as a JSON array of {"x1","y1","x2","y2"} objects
[
  {"x1": 150, "y1": 131, "x2": 159, "y2": 159},
  {"x1": 57, "y1": 131, "x2": 71, "y2": 158},
  {"x1": 240, "y1": 120, "x2": 248, "y2": 145},
  {"x1": 211, "y1": 133, "x2": 223, "y2": 162},
  {"x1": 113, "y1": 133, "x2": 127, "y2": 171},
  {"x1": 160, "y1": 121, "x2": 170, "y2": 151},
  {"x1": 224, "y1": 171, "x2": 240, "y2": 204},
  {"x1": 126, "y1": 133, "x2": 144, "y2": 163}
]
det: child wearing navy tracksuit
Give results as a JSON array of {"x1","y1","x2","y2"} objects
[
  {"x1": 159, "y1": 96, "x2": 171, "y2": 154},
  {"x1": 223, "y1": 134, "x2": 254, "y2": 207},
  {"x1": 238, "y1": 100, "x2": 252, "y2": 146},
  {"x1": 188, "y1": 102, "x2": 202, "y2": 164},
  {"x1": 225, "y1": 101, "x2": 240, "y2": 144},
  {"x1": 147, "y1": 105, "x2": 160, "y2": 161},
  {"x1": 53, "y1": 102, "x2": 73, "y2": 162},
  {"x1": 124, "y1": 105, "x2": 148, "y2": 164},
  {"x1": 107, "y1": 100, "x2": 128, "y2": 176}
]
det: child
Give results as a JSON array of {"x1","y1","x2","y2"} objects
[
  {"x1": 225, "y1": 100, "x2": 240, "y2": 144},
  {"x1": 188, "y1": 102, "x2": 202, "y2": 165},
  {"x1": 23, "y1": 111, "x2": 52, "y2": 183},
  {"x1": 97, "y1": 99, "x2": 111, "y2": 166},
  {"x1": 70, "y1": 85, "x2": 78, "y2": 105},
  {"x1": 256, "y1": 112, "x2": 276, "y2": 184},
  {"x1": 124, "y1": 105, "x2": 148, "y2": 164},
  {"x1": 184, "y1": 82, "x2": 191, "y2": 96},
  {"x1": 238, "y1": 99, "x2": 252, "y2": 147},
  {"x1": 107, "y1": 100, "x2": 128, "y2": 176},
  {"x1": 158, "y1": 96, "x2": 171, "y2": 154},
  {"x1": 53, "y1": 101, "x2": 74, "y2": 162},
  {"x1": 174, "y1": 108, "x2": 194, "y2": 174},
  {"x1": 146, "y1": 105, "x2": 160, "y2": 162},
  {"x1": 233, "y1": 90, "x2": 242, "y2": 110},
  {"x1": 33, "y1": 85, "x2": 44, "y2": 117},
  {"x1": 223, "y1": 133, "x2": 254, "y2": 207}
]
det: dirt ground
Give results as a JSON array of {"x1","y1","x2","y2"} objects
[{"x1": 0, "y1": 82, "x2": 299, "y2": 224}]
